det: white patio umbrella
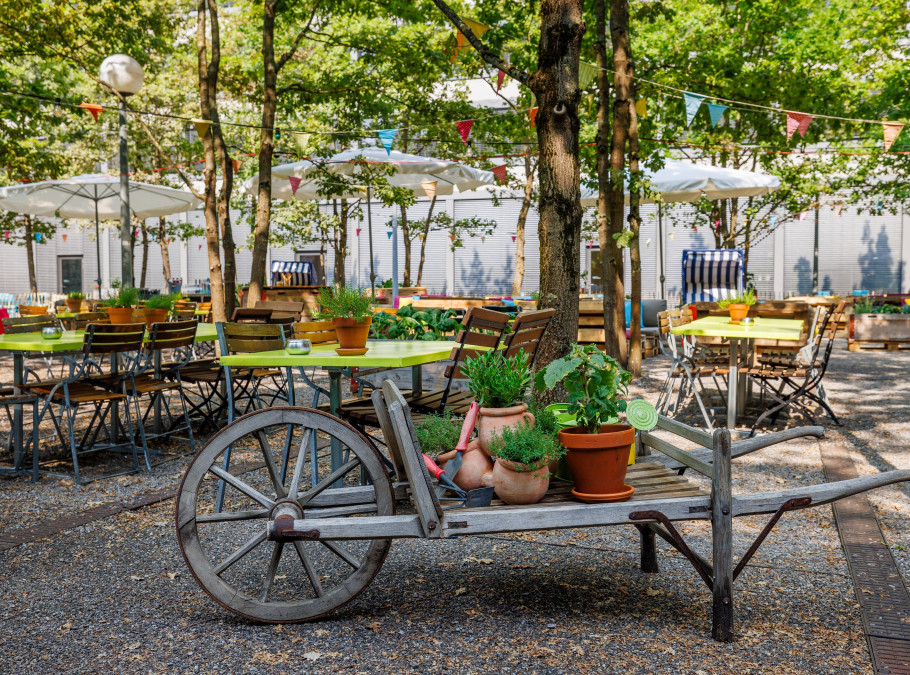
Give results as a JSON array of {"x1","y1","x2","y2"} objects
[
  {"x1": 244, "y1": 147, "x2": 495, "y2": 297},
  {"x1": 0, "y1": 174, "x2": 201, "y2": 294},
  {"x1": 580, "y1": 159, "x2": 781, "y2": 297}
]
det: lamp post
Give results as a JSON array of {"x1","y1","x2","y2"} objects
[{"x1": 99, "y1": 54, "x2": 144, "y2": 287}]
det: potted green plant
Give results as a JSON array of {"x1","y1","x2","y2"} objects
[
  {"x1": 65, "y1": 291, "x2": 85, "y2": 313},
  {"x1": 536, "y1": 343, "x2": 634, "y2": 503},
  {"x1": 487, "y1": 422, "x2": 565, "y2": 505},
  {"x1": 717, "y1": 289, "x2": 756, "y2": 324},
  {"x1": 461, "y1": 350, "x2": 533, "y2": 453},
  {"x1": 104, "y1": 286, "x2": 140, "y2": 325},
  {"x1": 317, "y1": 285, "x2": 375, "y2": 355},
  {"x1": 143, "y1": 293, "x2": 174, "y2": 327}
]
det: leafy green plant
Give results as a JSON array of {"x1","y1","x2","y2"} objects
[
  {"x1": 317, "y1": 285, "x2": 374, "y2": 321},
  {"x1": 852, "y1": 299, "x2": 876, "y2": 314},
  {"x1": 901, "y1": 304, "x2": 910, "y2": 315},
  {"x1": 370, "y1": 306, "x2": 461, "y2": 341},
  {"x1": 527, "y1": 399, "x2": 559, "y2": 438},
  {"x1": 461, "y1": 351, "x2": 530, "y2": 409},
  {"x1": 144, "y1": 293, "x2": 175, "y2": 311},
  {"x1": 717, "y1": 289, "x2": 757, "y2": 309},
  {"x1": 67, "y1": 291, "x2": 85, "y2": 300},
  {"x1": 378, "y1": 278, "x2": 394, "y2": 288},
  {"x1": 854, "y1": 300, "x2": 903, "y2": 314},
  {"x1": 104, "y1": 286, "x2": 140, "y2": 309},
  {"x1": 535, "y1": 343, "x2": 632, "y2": 433},
  {"x1": 413, "y1": 409, "x2": 463, "y2": 458},
  {"x1": 487, "y1": 422, "x2": 565, "y2": 470}
]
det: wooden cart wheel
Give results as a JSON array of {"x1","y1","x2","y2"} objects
[{"x1": 176, "y1": 407, "x2": 394, "y2": 622}]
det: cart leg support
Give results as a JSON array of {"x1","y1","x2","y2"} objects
[
  {"x1": 635, "y1": 524, "x2": 659, "y2": 573},
  {"x1": 711, "y1": 428, "x2": 734, "y2": 642}
]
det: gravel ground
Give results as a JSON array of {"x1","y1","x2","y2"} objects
[{"x1": 1, "y1": 343, "x2": 908, "y2": 673}]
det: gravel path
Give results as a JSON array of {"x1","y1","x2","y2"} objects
[{"x1": 2, "y1": 344, "x2": 908, "y2": 673}]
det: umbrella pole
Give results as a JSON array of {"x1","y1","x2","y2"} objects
[
  {"x1": 95, "y1": 189, "x2": 102, "y2": 300},
  {"x1": 391, "y1": 213, "x2": 399, "y2": 305},
  {"x1": 367, "y1": 186, "x2": 375, "y2": 296},
  {"x1": 658, "y1": 202, "x2": 666, "y2": 300}
]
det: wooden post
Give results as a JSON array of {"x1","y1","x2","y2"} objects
[
  {"x1": 636, "y1": 524, "x2": 658, "y2": 573},
  {"x1": 711, "y1": 427, "x2": 734, "y2": 641}
]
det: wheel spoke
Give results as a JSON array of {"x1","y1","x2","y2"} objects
[
  {"x1": 256, "y1": 430, "x2": 287, "y2": 499},
  {"x1": 196, "y1": 508, "x2": 269, "y2": 523},
  {"x1": 288, "y1": 427, "x2": 313, "y2": 500},
  {"x1": 321, "y1": 541, "x2": 362, "y2": 569},
  {"x1": 213, "y1": 530, "x2": 268, "y2": 576},
  {"x1": 208, "y1": 465, "x2": 275, "y2": 509},
  {"x1": 298, "y1": 458, "x2": 360, "y2": 507},
  {"x1": 260, "y1": 542, "x2": 284, "y2": 602},
  {"x1": 293, "y1": 540, "x2": 325, "y2": 597}
]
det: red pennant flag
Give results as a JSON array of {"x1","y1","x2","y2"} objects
[
  {"x1": 883, "y1": 122, "x2": 905, "y2": 152},
  {"x1": 231, "y1": 158, "x2": 242, "y2": 173},
  {"x1": 356, "y1": 228, "x2": 362, "y2": 236},
  {"x1": 496, "y1": 70, "x2": 506, "y2": 92},
  {"x1": 167, "y1": 238, "x2": 173, "y2": 244},
  {"x1": 79, "y1": 102, "x2": 104, "y2": 122},
  {"x1": 456, "y1": 120, "x2": 474, "y2": 145},
  {"x1": 785, "y1": 112, "x2": 813, "y2": 141},
  {"x1": 511, "y1": 235, "x2": 517, "y2": 242},
  {"x1": 288, "y1": 176, "x2": 302, "y2": 196},
  {"x1": 491, "y1": 165, "x2": 507, "y2": 183},
  {"x1": 529, "y1": 107, "x2": 539, "y2": 127}
]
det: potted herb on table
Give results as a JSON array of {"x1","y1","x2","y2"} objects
[
  {"x1": 143, "y1": 293, "x2": 174, "y2": 327},
  {"x1": 103, "y1": 286, "x2": 140, "y2": 325},
  {"x1": 317, "y1": 285, "x2": 375, "y2": 355},
  {"x1": 65, "y1": 292, "x2": 85, "y2": 313},
  {"x1": 461, "y1": 351, "x2": 533, "y2": 453},
  {"x1": 536, "y1": 343, "x2": 635, "y2": 503},
  {"x1": 487, "y1": 423, "x2": 565, "y2": 505},
  {"x1": 717, "y1": 289, "x2": 756, "y2": 324}
]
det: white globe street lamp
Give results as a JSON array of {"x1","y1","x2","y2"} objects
[{"x1": 99, "y1": 55, "x2": 144, "y2": 287}]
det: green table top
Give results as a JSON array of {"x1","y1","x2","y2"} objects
[
  {"x1": 671, "y1": 315, "x2": 803, "y2": 341},
  {"x1": 0, "y1": 322, "x2": 217, "y2": 352},
  {"x1": 55, "y1": 309, "x2": 208, "y2": 319},
  {"x1": 220, "y1": 339, "x2": 456, "y2": 368}
]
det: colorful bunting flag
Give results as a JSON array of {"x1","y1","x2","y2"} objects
[
  {"x1": 3, "y1": 231, "x2": 9, "y2": 242},
  {"x1": 481, "y1": 236, "x2": 486, "y2": 243},
  {"x1": 192, "y1": 118, "x2": 212, "y2": 138},
  {"x1": 289, "y1": 176, "x2": 302, "y2": 196},
  {"x1": 451, "y1": 19, "x2": 489, "y2": 62},
  {"x1": 529, "y1": 107, "x2": 539, "y2": 127},
  {"x1": 231, "y1": 158, "x2": 242, "y2": 173},
  {"x1": 683, "y1": 93, "x2": 705, "y2": 127},
  {"x1": 883, "y1": 122, "x2": 905, "y2": 152},
  {"x1": 377, "y1": 128, "x2": 397, "y2": 154},
  {"x1": 496, "y1": 69, "x2": 506, "y2": 92},
  {"x1": 450, "y1": 234, "x2": 457, "y2": 242},
  {"x1": 798, "y1": 211, "x2": 807, "y2": 221},
  {"x1": 79, "y1": 102, "x2": 104, "y2": 122},
  {"x1": 635, "y1": 98, "x2": 647, "y2": 118},
  {"x1": 198, "y1": 244, "x2": 203, "y2": 250},
  {"x1": 356, "y1": 228, "x2": 362, "y2": 236},
  {"x1": 387, "y1": 231, "x2": 393, "y2": 239},
  {"x1": 491, "y1": 165, "x2": 508, "y2": 183},
  {"x1": 34, "y1": 232, "x2": 42, "y2": 242},
  {"x1": 707, "y1": 103, "x2": 727, "y2": 127},
  {"x1": 578, "y1": 61, "x2": 598, "y2": 89},
  {"x1": 167, "y1": 238, "x2": 172, "y2": 244},
  {"x1": 62, "y1": 233, "x2": 67, "y2": 242},
  {"x1": 786, "y1": 112, "x2": 813, "y2": 141},
  {"x1": 456, "y1": 119, "x2": 474, "y2": 145},
  {"x1": 293, "y1": 131, "x2": 310, "y2": 155},
  {"x1": 511, "y1": 235, "x2": 517, "y2": 242},
  {"x1": 421, "y1": 181, "x2": 438, "y2": 200}
]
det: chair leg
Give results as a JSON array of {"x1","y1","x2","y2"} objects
[
  {"x1": 31, "y1": 399, "x2": 39, "y2": 483},
  {"x1": 63, "y1": 390, "x2": 81, "y2": 487}
]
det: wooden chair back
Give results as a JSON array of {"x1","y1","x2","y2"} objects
[
  {"x1": 72, "y1": 312, "x2": 110, "y2": 330},
  {"x1": 500, "y1": 308, "x2": 556, "y2": 368},
  {"x1": 2, "y1": 314, "x2": 61, "y2": 334},
  {"x1": 217, "y1": 322, "x2": 285, "y2": 355},
  {"x1": 268, "y1": 315, "x2": 295, "y2": 340},
  {"x1": 147, "y1": 319, "x2": 198, "y2": 352},
  {"x1": 445, "y1": 307, "x2": 512, "y2": 380},
  {"x1": 83, "y1": 323, "x2": 146, "y2": 355},
  {"x1": 293, "y1": 320, "x2": 337, "y2": 345},
  {"x1": 658, "y1": 307, "x2": 694, "y2": 336},
  {"x1": 18, "y1": 305, "x2": 49, "y2": 316},
  {"x1": 255, "y1": 300, "x2": 305, "y2": 321},
  {"x1": 230, "y1": 307, "x2": 273, "y2": 323}
]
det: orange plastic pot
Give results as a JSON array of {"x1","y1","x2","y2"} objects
[
  {"x1": 332, "y1": 316, "x2": 372, "y2": 354},
  {"x1": 106, "y1": 307, "x2": 135, "y2": 325},
  {"x1": 558, "y1": 424, "x2": 635, "y2": 502},
  {"x1": 727, "y1": 304, "x2": 750, "y2": 324}
]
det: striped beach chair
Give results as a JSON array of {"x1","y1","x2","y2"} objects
[{"x1": 681, "y1": 249, "x2": 744, "y2": 305}]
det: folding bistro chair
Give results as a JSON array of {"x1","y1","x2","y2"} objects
[
  {"x1": 231, "y1": 307, "x2": 272, "y2": 323},
  {"x1": 72, "y1": 312, "x2": 110, "y2": 330},
  {"x1": 2, "y1": 314, "x2": 68, "y2": 380},
  {"x1": 499, "y1": 308, "x2": 557, "y2": 366},
  {"x1": 0, "y1": 381, "x2": 40, "y2": 481}
]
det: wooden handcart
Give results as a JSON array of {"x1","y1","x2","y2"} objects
[{"x1": 176, "y1": 380, "x2": 910, "y2": 641}]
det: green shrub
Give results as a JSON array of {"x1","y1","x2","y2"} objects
[
  {"x1": 414, "y1": 409, "x2": 463, "y2": 458},
  {"x1": 317, "y1": 285, "x2": 374, "y2": 321},
  {"x1": 104, "y1": 286, "x2": 140, "y2": 309},
  {"x1": 717, "y1": 289, "x2": 756, "y2": 309},
  {"x1": 145, "y1": 293, "x2": 175, "y2": 311},
  {"x1": 487, "y1": 422, "x2": 565, "y2": 470},
  {"x1": 67, "y1": 291, "x2": 85, "y2": 300},
  {"x1": 527, "y1": 399, "x2": 559, "y2": 438},
  {"x1": 461, "y1": 350, "x2": 530, "y2": 409}
]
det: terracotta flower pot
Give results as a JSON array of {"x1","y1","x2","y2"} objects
[
  {"x1": 332, "y1": 316, "x2": 372, "y2": 355},
  {"x1": 437, "y1": 439, "x2": 493, "y2": 492},
  {"x1": 106, "y1": 307, "x2": 135, "y2": 325},
  {"x1": 491, "y1": 458, "x2": 550, "y2": 505},
  {"x1": 477, "y1": 403, "x2": 535, "y2": 453},
  {"x1": 65, "y1": 299, "x2": 83, "y2": 313},
  {"x1": 727, "y1": 304, "x2": 750, "y2": 324},
  {"x1": 143, "y1": 308, "x2": 169, "y2": 328},
  {"x1": 559, "y1": 424, "x2": 636, "y2": 503}
]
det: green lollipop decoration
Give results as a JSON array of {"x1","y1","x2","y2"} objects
[{"x1": 626, "y1": 399, "x2": 658, "y2": 431}]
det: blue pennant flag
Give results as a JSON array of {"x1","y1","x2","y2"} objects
[
  {"x1": 684, "y1": 92, "x2": 706, "y2": 127},
  {"x1": 377, "y1": 128, "x2": 397, "y2": 154},
  {"x1": 387, "y1": 231, "x2": 393, "y2": 239},
  {"x1": 707, "y1": 103, "x2": 727, "y2": 127},
  {"x1": 34, "y1": 232, "x2": 43, "y2": 243}
]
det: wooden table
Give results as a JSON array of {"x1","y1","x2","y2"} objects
[
  {"x1": 0, "y1": 323, "x2": 217, "y2": 475},
  {"x1": 671, "y1": 316, "x2": 803, "y2": 429}
]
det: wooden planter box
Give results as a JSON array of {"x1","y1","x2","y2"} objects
[
  {"x1": 849, "y1": 313, "x2": 910, "y2": 351},
  {"x1": 371, "y1": 286, "x2": 427, "y2": 298}
]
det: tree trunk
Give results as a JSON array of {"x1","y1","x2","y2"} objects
[
  {"x1": 248, "y1": 0, "x2": 279, "y2": 307},
  {"x1": 129, "y1": 223, "x2": 137, "y2": 287},
  {"x1": 197, "y1": 0, "x2": 226, "y2": 322},
  {"x1": 213, "y1": 113, "x2": 237, "y2": 315},
  {"x1": 24, "y1": 215, "x2": 37, "y2": 293},
  {"x1": 158, "y1": 217, "x2": 172, "y2": 283},
  {"x1": 415, "y1": 195, "x2": 438, "y2": 287},
  {"x1": 628, "y1": 88, "x2": 642, "y2": 377},
  {"x1": 140, "y1": 220, "x2": 149, "y2": 290},
  {"x1": 333, "y1": 199, "x2": 348, "y2": 284},
  {"x1": 400, "y1": 204, "x2": 411, "y2": 286},
  {"x1": 512, "y1": 158, "x2": 536, "y2": 296},
  {"x1": 595, "y1": 0, "x2": 625, "y2": 361},
  {"x1": 531, "y1": 0, "x2": 585, "y2": 375}
]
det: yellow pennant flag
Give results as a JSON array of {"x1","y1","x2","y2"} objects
[
  {"x1": 421, "y1": 181, "x2": 438, "y2": 200},
  {"x1": 635, "y1": 98, "x2": 647, "y2": 118},
  {"x1": 451, "y1": 19, "x2": 489, "y2": 62},
  {"x1": 883, "y1": 122, "x2": 905, "y2": 152},
  {"x1": 293, "y1": 131, "x2": 311, "y2": 155},
  {"x1": 578, "y1": 61, "x2": 597, "y2": 89},
  {"x1": 192, "y1": 118, "x2": 212, "y2": 138}
]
